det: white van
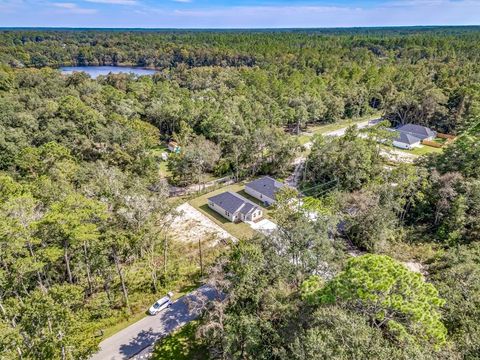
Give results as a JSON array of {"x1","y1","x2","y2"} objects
[{"x1": 148, "y1": 292, "x2": 173, "y2": 315}]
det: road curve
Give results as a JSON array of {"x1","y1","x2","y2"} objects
[{"x1": 90, "y1": 285, "x2": 220, "y2": 360}]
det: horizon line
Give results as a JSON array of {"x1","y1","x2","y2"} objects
[{"x1": 1, "y1": 25, "x2": 480, "y2": 31}]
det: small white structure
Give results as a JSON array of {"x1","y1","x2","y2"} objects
[
  {"x1": 245, "y1": 176, "x2": 285, "y2": 206},
  {"x1": 167, "y1": 141, "x2": 181, "y2": 153},
  {"x1": 208, "y1": 191, "x2": 263, "y2": 223}
]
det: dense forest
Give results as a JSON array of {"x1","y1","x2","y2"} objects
[{"x1": 0, "y1": 28, "x2": 479, "y2": 359}]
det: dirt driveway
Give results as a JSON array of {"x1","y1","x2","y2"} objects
[{"x1": 246, "y1": 218, "x2": 278, "y2": 235}]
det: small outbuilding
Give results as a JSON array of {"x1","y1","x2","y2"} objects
[
  {"x1": 245, "y1": 176, "x2": 285, "y2": 206},
  {"x1": 208, "y1": 191, "x2": 263, "y2": 223},
  {"x1": 167, "y1": 141, "x2": 181, "y2": 153}
]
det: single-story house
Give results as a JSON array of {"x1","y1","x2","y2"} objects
[
  {"x1": 208, "y1": 191, "x2": 263, "y2": 223},
  {"x1": 167, "y1": 141, "x2": 181, "y2": 153},
  {"x1": 392, "y1": 124, "x2": 437, "y2": 150},
  {"x1": 397, "y1": 124, "x2": 437, "y2": 140},
  {"x1": 392, "y1": 132, "x2": 423, "y2": 150},
  {"x1": 245, "y1": 176, "x2": 285, "y2": 206}
]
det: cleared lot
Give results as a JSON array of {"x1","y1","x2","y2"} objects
[{"x1": 170, "y1": 203, "x2": 236, "y2": 245}]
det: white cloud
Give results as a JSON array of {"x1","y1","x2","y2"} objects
[
  {"x1": 51, "y1": 1, "x2": 97, "y2": 14},
  {"x1": 160, "y1": 1, "x2": 480, "y2": 28},
  {"x1": 1, "y1": 0, "x2": 479, "y2": 28},
  {"x1": 52, "y1": 2, "x2": 76, "y2": 8},
  {"x1": 0, "y1": 0, "x2": 25, "y2": 12},
  {"x1": 84, "y1": 0, "x2": 138, "y2": 5},
  {"x1": 173, "y1": 0, "x2": 192, "y2": 3}
]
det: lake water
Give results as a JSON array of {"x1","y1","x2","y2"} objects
[{"x1": 60, "y1": 66, "x2": 157, "y2": 79}]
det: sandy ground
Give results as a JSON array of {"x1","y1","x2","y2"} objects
[
  {"x1": 403, "y1": 261, "x2": 427, "y2": 275},
  {"x1": 246, "y1": 218, "x2": 278, "y2": 235},
  {"x1": 381, "y1": 148, "x2": 417, "y2": 163},
  {"x1": 169, "y1": 203, "x2": 236, "y2": 245}
]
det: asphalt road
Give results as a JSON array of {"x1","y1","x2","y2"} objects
[{"x1": 90, "y1": 285, "x2": 220, "y2": 360}]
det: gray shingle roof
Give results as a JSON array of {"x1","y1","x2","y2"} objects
[
  {"x1": 239, "y1": 202, "x2": 256, "y2": 215},
  {"x1": 394, "y1": 131, "x2": 422, "y2": 145},
  {"x1": 397, "y1": 124, "x2": 436, "y2": 140},
  {"x1": 208, "y1": 191, "x2": 259, "y2": 215},
  {"x1": 246, "y1": 176, "x2": 284, "y2": 200}
]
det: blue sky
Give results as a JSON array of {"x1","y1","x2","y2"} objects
[{"x1": 1, "y1": 0, "x2": 479, "y2": 28}]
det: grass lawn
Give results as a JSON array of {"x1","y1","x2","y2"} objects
[
  {"x1": 409, "y1": 145, "x2": 443, "y2": 156},
  {"x1": 100, "y1": 309, "x2": 148, "y2": 340},
  {"x1": 298, "y1": 134, "x2": 313, "y2": 145},
  {"x1": 302, "y1": 112, "x2": 382, "y2": 136},
  {"x1": 150, "y1": 144, "x2": 172, "y2": 179},
  {"x1": 189, "y1": 183, "x2": 269, "y2": 240},
  {"x1": 159, "y1": 161, "x2": 171, "y2": 178},
  {"x1": 381, "y1": 143, "x2": 444, "y2": 157},
  {"x1": 151, "y1": 321, "x2": 208, "y2": 360},
  {"x1": 432, "y1": 137, "x2": 447, "y2": 145}
]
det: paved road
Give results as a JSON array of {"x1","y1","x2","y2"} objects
[{"x1": 90, "y1": 285, "x2": 220, "y2": 360}]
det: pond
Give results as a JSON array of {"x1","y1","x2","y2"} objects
[{"x1": 60, "y1": 66, "x2": 157, "y2": 79}]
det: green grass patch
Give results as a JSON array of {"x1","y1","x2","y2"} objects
[
  {"x1": 159, "y1": 161, "x2": 171, "y2": 178},
  {"x1": 298, "y1": 134, "x2": 313, "y2": 145},
  {"x1": 432, "y1": 137, "x2": 447, "y2": 145},
  {"x1": 151, "y1": 321, "x2": 208, "y2": 360},
  {"x1": 236, "y1": 189, "x2": 274, "y2": 218},
  {"x1": 409, "y1": 145, "x2": 443, "y2": 156},
  {"x1": 100, "y1": 310, "x2": 148, "y2": 340},
  {"x1": 381, "y1": 144, "x2": 443, "y2": 157},
  {"x1": 303, "y1": 112, "x2": 382, "y2": 136}
]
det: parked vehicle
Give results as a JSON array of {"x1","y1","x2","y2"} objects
[{"x1": 148, "y1": 292, "x2": 174, "y2": 315}]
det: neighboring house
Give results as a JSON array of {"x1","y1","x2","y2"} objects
[
  {"x1": 392, "y1": 132, "x2": 423, "y2": 150},
  {"x1": 167, "y1": 141, "x2": 181, "y2": 153},
  {"x1": 208, "y1": 191, "x2": 263, "y2": 223},
  {"x1": 392, "y1": 124, "x2": 437, "y2": 150},
  {"x1": 245, "y1": 176, "x2": 285, "y2": 206}
]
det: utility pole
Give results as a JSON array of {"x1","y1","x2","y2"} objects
[
  {"x1": 198, "y1": 238, "x2": 203, "y2": 277},
  {"x1": 163, "y1": 233, "x2": 168, "y2": 277}
]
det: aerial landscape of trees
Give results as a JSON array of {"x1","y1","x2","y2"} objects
[{"x1": 0, "y1": 27, "x2": 479, "y2": 359}]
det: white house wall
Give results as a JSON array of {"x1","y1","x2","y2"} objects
[
  {"x1": 393, "y1": 141, "x2": 412, "y2": 150},
  {"x1": 245, "y1": 186, "x2": 275, "y2": 205},
  {"x1": 245, "y1": 209, "x2": 263, "y2": 222},
  {"x1": 208, "y1": 201, "x2": 236, "y2": 222}
]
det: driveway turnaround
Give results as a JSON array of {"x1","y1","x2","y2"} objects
[
  {"x1": 246, "y1": 219, "x2": 277, "y2": 235},
  {"x1": 90, "y1": 285, "x2": 220, "y2": 360}
]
